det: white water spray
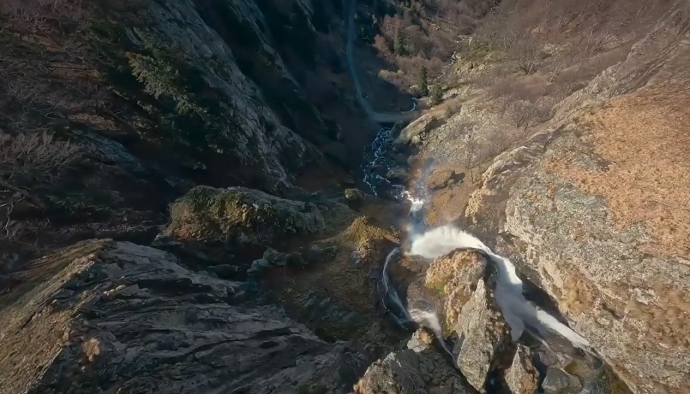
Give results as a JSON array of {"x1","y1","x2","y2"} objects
[
  {"x1": 381, "y1": 247, "x2": 411, "y2": 322},
  {"x1": 409, "y1": 225, "x2": 591, "y2": 351},
  {"x1": 407, "y1": 308, "x2": 453, "y2": 356}
]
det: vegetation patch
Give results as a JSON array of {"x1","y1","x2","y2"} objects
[{"x1": 92, "y1": 25, "x2": 245, "y2": 158}]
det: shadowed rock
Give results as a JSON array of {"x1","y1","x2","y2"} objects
[
  {"x1": 0, "y1": 240, "x2": 370, "y2": 394},
  {"x1": 353, "y1": 330, "x2": 472, "y2": 394},
  {"x1": 505, "y1": 346, "x2": 540, "y2": 394}
]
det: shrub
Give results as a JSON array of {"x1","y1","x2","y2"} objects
[
  {"x1": 430, "y1": 84, "x2": 443, "y2": 104},
  {"x1": 417, "y1": 66, "x2": 429, "y2": 96}
]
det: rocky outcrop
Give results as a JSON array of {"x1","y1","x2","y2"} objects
[
  {"x1": 354, "y1": 330, "x2": 472, "y2": 394},
  {"x1": 453, "y1": 279, "x2": 512, "y2": 392},
  {"x1": 458, "y1": 58, "x2": 690, "y2": 393},
  {"x1": 424, "y1": 250, "x2": 488, "y2": 336},
  {"x1": 407, "y1": 11, "x2": 690, "y2": 394},
  {"x1": 0, "y1": 240, "x2": 370, "y2": 394},
  {"x1": 93, "y1": 0, "x2": 346, "y2": 193},
  {"x1": 388, "y1": 250, "x2": 520, "y2": 392},
  {"x1": 160, "y1": 185, "x2": 355, "y2": 261},
  {"x1": 504, "y1": 347, "x2": 539, "y2": 394}
]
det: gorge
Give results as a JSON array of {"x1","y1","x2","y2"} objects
[{"x1": 1, "y1": 0, "x2": 690, "y2": 394}]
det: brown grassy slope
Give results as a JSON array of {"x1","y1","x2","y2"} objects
[{"x1": 415, "y1": 0, "x2": 690, "y2": 226}]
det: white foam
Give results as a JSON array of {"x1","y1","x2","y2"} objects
[{"x1": 408, "y1": 224, "x2": 591, "y2": 350}]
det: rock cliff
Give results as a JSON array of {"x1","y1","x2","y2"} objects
[
  {"x1": 2, "y1": 0, "x2": 690, "y2": 393},
  {"x1": 398, "y1": 6, "x2": 690, "y2": 394}
]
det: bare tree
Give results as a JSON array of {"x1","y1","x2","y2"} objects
[{"x1": 508, "y1": 38, "x2": 542, "y2": 75}]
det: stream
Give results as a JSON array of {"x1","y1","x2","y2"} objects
[{"x1": 359, "y1": 116, "x2": 595, "y2": 358}]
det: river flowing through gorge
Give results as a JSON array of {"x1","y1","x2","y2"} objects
[{"x1": 359, "y1": 123, "x2": 600, "y2": 380}]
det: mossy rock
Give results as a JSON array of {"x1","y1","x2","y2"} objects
[
  {"x1": 164, "y1": 185, "x2": 332, "y2": 248},
  {"x1": 344, "y1": 188, "x2": 364, "y2": 203}
]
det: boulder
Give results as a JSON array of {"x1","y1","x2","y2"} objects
[
  {"x1": 162, "y1": 185, "x2": 354, "y2": 261},
  {"x1": 353, "y1": 346, "x2": 471, "y2": 394},
  {"x1": 453, "y1": 278, "x2": 513, "y2": 392},
  {"x1": 424, "y1": 250, "x2": 488, "y2": 336},
  {"x1": 395, "y1": 114, "x2": 444, "y2": 146},
  {"x1": 541, "y1": 368, "x2": 583, "y2": 394},
  {"x1": 344, "y1": 188, "x2": 365, "y2": 203},
  {"x1": 385, "y1": 167, "x2": 409, "y2": 183},
  {"x1": 505, "y1": 346, "x2": 540, "y2": 394}
]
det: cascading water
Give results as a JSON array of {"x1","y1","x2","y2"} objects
[
  {"x1": 361, "y1": 126, "x2": 399, "y2": 197},
  {"x1": 359, "y1": 105, "x2": 592, "y2": 353},
  {"x1": 379, "y1": 248, "x2": 411, "y2": 324},
  {"x1": 360, "y1": 99, "x2": 418, "y2": 198},
  {"x1": 366, "y1": 164, "x2": 592, "y2": 353},
  {"x1": 408, "y1": 225, "x2": 592, "y2": 351}
]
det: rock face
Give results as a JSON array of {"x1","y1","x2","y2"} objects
[
  {"x1": 410, "y1": 14, "x2": 690, "y2": 394},
  {"x1": 424, "y1": 250, "x2": 488, "y2": 336},
  {"x1": 0, "y1": 0, "x2": 363, "y2": 275},
  {"x1": 354, "y1": 330, "x2": 471, "y2": 394},
  {"x1": 453, "y1": 279, "x2": 512, "y2": 392},
  {"x1": 463, "y1": 98, "x2": 690, "y2": 393},
  {"x1": 0, "y1": 240, "x2": 369, "y2": 394}
]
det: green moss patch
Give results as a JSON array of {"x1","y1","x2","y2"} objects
[{"x1": 165, "y1": 185, "x2": 330, "y2": 246}]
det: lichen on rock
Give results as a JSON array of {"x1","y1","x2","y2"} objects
[
  {"x1": 505, "y1": 346, "x2": 540, "y2": 394},
  {"x1": 453, "y1": 278, "x2": 513, "y2": 392},
  {"x1": 424, "y1": 250, "x2": 488, "y2": 335},
  {"x1": 164, "y1": 185, "x2": 349, "y2": 250}
]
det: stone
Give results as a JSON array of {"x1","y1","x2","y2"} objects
[
  {"x1": 453, "y1": 279, "x2": 512, "y2": 392},
  {"x1": 385, "y1": 167, "x2": 409, "y2": 183},
  {"x1": 542, "y1": 368, "x2": 583, "y2": 394},
  {"x1": 424, "y1": 250, "x2": 488, "y2": 337},
  {"x1": 505, "y1": 346, "x2": 540, "y2": 394},
  {"x1": 353, "y1": 348, "x2": 471, "y2": 394},
  {"x1": 344, "y1": 188, "x2": 365, "y2": 203}
]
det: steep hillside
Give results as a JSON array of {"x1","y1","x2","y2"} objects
[
  {"x1": 392, "y1": 1, "x2": 690, "y2": 393},
  {"x1": 2, "y1": 0, "x2": 690, "y2": 394},
  {"x1": 0, "y1": 0, "x2": 370, "y2": 267}
]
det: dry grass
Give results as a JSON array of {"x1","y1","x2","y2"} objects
[
  {"x1": 0, "y1": 240, "x2": 110, "y2": 394},
  {"x1": 544, "y1": 93, "x2": 690, "y2": 261}
]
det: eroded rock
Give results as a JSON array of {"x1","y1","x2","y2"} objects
[
  {"x1": 353, "y1": 347, "x2": 471, "y2": 394},
  {"x1": 424, "y1": 250, "x2": 488, "y2": 336},
  {"x1": 505, "y1": 346, "x2": 539, "y2": 394},
  {"x1": 0, "y1": 240, "x2": 369, "y2": 394},
  {"x1": 453, "y1": 279, "x2": 513, "y2": 392}
]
